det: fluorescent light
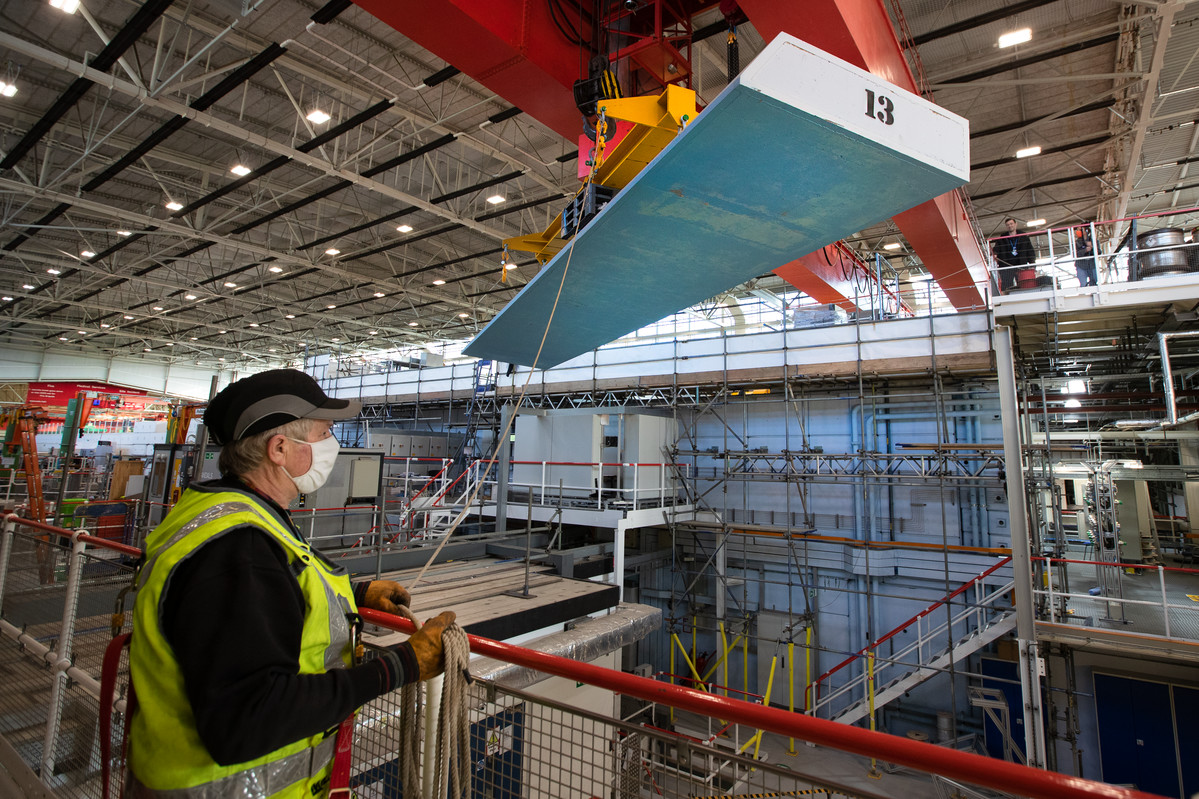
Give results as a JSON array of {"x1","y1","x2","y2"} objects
[
  {"x1": 219, "y1": 329, "x2": 227, "y2": 333},
  {"x1": 123, "y1": 314, "x2": 134, "y2": 320},
  {"x1": 1027, "y1": 218, "x2": 1046, "y2": 227},
  {"x1": 165, "y1": 200, "x2": 183, "y2": 211},
  {"x1": 408, "y1": 321, "x2": 419, "y2": 327},
  {"x1": 1, "y1": 296, "x2": 12, "y2": 302},
  {"x1": 458, "y1": 313, "x2": 469, "y2": 318},
  {"x1": 327, "y1": 304, "x2": 337, "y2": 309},
  {"x1": 230, "y1": 164, "x2": 252, "y2": 177},
  {"x1": 486, "y1": 194, "x2": 506, "y2": 205},
  {"x1": 306, "y1": 109, "x2": 331, "y2": 124},
  {"x1": 285, "y1": 314, "x2": 296, "y2": 319},
  {"x1": 77, "y1": 330, "x2": 87, "y2": 335},
  {"x1": 22, "y1": 284, "x2": 34, "y2": 290},
  {"x1": 325, "y1": 248, "x2": 340, "y2": 256},
  {"x1": 432, "y1": 279, "x2": 446, "y2": 286},
  {"x1": 185, "y1": 294, "x2": 197, "y2": 300},
  {"x1": 190, "y1": 337, "x2": 198, "y2": 341},
  {"x1": 100, "y1": 323, "x2": 110, "y2": 328},
  {"x1": 0, "y1": 82, "x2": 17, "y2": 98},
  {"x1": 249, "y1": 322, "x2": 260, "y2": 327},
  {"x1": 1064, "y1": 398, "x2": 1081, "y2": 408},
  {"x1": 117, "y1": 230, "x2": 132, "y2": 237},
  {"x1": 218, "y1": 357, "x2": 226, "y2": 362},
  {"x1": 883, "y1": 242, "x2": 901, "y2": 251},
  {"x1": 373, "y1": 291, "x2": 385, "y2": 297},
  {"x1": 269, "y1": 348, "x2": 277, "y2": 352},
  {"x1": 1015, "y1": 145, "x2": 1041, "y2": 159},
  {"x1": 166, "y1": 343, "x2": 174, "y2": 347},
  {"x1": 397, "y1": 224, "x2": 413, "y2": 233},
  {"x1": 49, "y1": 0, "x2": 80, "y2": 13},
  {"x1": 59, "y1": 337, "x2": 69, "y2": 341},
  {"x1": 152, "y1": 306, "x2": 164, "y2": 311},
  {"x1": 268, "y1": 266, "x2": 283, "y2": 273},
  {"x1": 143, "y1": 347, "x2": 151, "y2": 352},
  {"x1": 331, "y1": 337, "x2": 340, "y2": 342},
  {"x1": 80, "y1": 250, "x2": 95, "y2": 258},
  {"x1": 47, "y1": 268, "x2": 61, "y2": 275},
  {"x1": 368, "y1": 330, "x2": 377, "y2": 335},
  {"x1": 998, "y1": 28, "x2": 1032, "y2": 48},
  {"x1": 224, "y1": 281, "x2": 237, "y2": 288}
]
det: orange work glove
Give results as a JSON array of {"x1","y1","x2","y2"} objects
[
  {"x1": 362, "y1": 580, "x2": 411, "y2": 614},
  {"x1": 408, "y1": 611, "x2": 457, "y2": 680}
]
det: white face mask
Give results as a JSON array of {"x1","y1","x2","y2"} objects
[{"x1": 285, "y1": 434, "x2": 340, "y2": 494}]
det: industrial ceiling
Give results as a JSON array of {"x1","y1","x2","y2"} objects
[{"x1": 1, "y1": 0, "x2": 1196, "y2": 374}]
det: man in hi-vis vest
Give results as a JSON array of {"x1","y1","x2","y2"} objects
[{"x1": 129, "y1": 369, "x2": 455, "y2": 797}]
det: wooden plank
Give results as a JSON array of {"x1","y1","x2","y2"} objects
[{"x1": 464, "y1": 33, "x2": 968, "y2": 368}]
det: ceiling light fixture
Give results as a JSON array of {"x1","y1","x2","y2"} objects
[
  {"x1": 100, "y1": 323, "x2": 110, "y2": 328},
  {"x1": 117, "y1": 230, "x2": 132, "y2": 237},
  {"x1": 998, "y1": 28, "x2": 1032, "y2": 48},
  {"x1": 219, "y1": 329, "x2": 227, "y2": 334},
  {"x1": 219, "y1": 357, "x2": 226, "y2": 362},
  {"x1": 190, "y1": 337, "x2": 198, "y2": 341},
  {"x1": 1027, "y1": 218, "x2": 1046, "y2": 226},
  {"x1": 153, "y1": 306, "x2": 164, "y2": 311},
  {"x1": 224, "y1": 282, "x2": 237, "y2": 288},
  {"x1": 59, "y1": 337, "x2": 69, "y2": 341},
  {"x1": 1, "y1": 296, "x2": 12, "y2": 302},
  {"x1": 230, "y1": 164, "x2": 252, "y2": 177},
  {"x1": 47, "y1": 268, "x2": 61, "y2": 275},
  {"x1": 883, "y1": 242, "x2": 901, "y2": 251},
  {"x1": 165, "y1": 200, "x2": 183, "y2": 211},
  {"x1": 331, "y1": 337, "x2": 341, "y2": 342},
  {"x1": 432, "y1": 279, "x2": 446, "y2": 286},
  {"x1": 166, "y1": 343, "x2": 174, "y2": 347},
  {"x1": 285, "y1": 314, "x2": 296, "y2": 319},
  {"x1": 408, "y1": 321, "x2": 419, "y2": 327},
  {"x1": 249, "y1": 323, "x2": 260, "y2": 327},
  {"x1": 22, "y1": 284, "x2": 33, "y2": 290},
  {"x1": 0, "y1": 82, "x2": 17, "y2": 98},
  {"x1": 269, "y1": 348, "x2": 277, "y2": 352},
  {"x1": 397, "y1": 224, "x2": 413, "y2": 233},
  {"x1": 368, "y1": 330, "x2": 377, "y2": 335},
  {"x1": 306, "y1": 109, "x2": 331, "y2": 124},
  {"x1": 80, "y1": 250, "x2": 95, "y2": 258},
  {"x1": 458, "y1": 313, "x2": 469, "y2": 318},
  {"x1": 327, "y1": 304, "x2": 337, "y2": 309},
  {"x1": 185, "y1": 294, "x2": 197, "y2": 300},
  {"x1": 49, "y1": 0, "x2": 80, "y2": 14},
  {"x1": 486, "y1": 194, "x2": 506, "y2": 205},
  {"x1": 268, "y1": 266, "x2": 284, "y2": 274},
  {"x1": 144, "y1": 347, "x2": 152, "y2": 352},
  {"x1": 325, "y1": 248, "x2": 341, "y2": 256},
  {"x1": 77, "y1": 330, "x2": 87, "y2": 335},
  {"x1": 1015, "y1": 145, "x2": 1041, "y2": 159},
  {"x1": 123, "y1": 314, "x2": 134, "y2": 320},
  {"x1": 373, "y1": 292, "x2": 385, "y2": 298}
]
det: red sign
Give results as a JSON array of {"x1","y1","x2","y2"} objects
[{"x1": 25, "y1": 382, "x2": 162, "y2": 416}]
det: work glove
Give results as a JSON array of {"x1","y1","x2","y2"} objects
[
  {"x1": 408, "y1": 610, "x2": 457, "y2": 680},
  {"x1": 373, "y1": 611, "x2": 458, "y2": 691},
  {"x1": 360, "y1": 580, "x2": 411, "y2": 614}
]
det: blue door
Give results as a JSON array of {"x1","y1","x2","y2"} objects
[{"x1": 1094, "y1": 673, "x2": 1180, "y2": 797}]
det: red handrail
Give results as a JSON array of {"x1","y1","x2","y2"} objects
[
  {"x1": 1034, "y1": 555, "x2": 1199, "y2": 575},
  {"x1": 812, "y1": 556, "x2": 1013, "y2": 690},
  {"x1": 359, "y1": 607, "x2": 1156, "y2": 799},
  {"x1": 0, "y1": 515, "x2": 1162, "y2": 799}
]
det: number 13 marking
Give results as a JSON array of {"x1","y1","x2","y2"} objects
[{"x1": 864, "y1": 89, "x2": 895, "y2": 125}]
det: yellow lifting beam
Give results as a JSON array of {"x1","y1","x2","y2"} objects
[{"x1": 503, "y1": 85, "x2": 698, "y2": 264}]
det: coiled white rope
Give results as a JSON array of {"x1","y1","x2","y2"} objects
[{"x1": 395, "y1": 607, "x2": 472, "y2": 799}]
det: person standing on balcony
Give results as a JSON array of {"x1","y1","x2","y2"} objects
[
  {"x1": 992, "y1": 217, "x2": 1037, "y2": 293},
  {"x1": 128, "y1": 369, "x2": 455, "y2": 798},
  {"x1": 1072, "y1": 224, "x2": 1098, "y2": 287}
]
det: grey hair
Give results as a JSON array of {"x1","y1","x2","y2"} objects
[{"x1": 217, "y1": 418, "x2": 315, "y2": 478}]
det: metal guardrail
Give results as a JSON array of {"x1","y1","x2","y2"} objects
[{"x1": 0, "y1": 514, "x2": 1167, "y2": 799}]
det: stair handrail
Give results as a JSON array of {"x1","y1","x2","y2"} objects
[
  {"x1": 812, "y1": 576, "x2": 1015, "y2": 718},
  {"x1": 808, "y1": 556, "x2": 1013, "y2": 710}
]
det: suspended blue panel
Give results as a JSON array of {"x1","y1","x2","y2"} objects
[{"x1": 466, "y1": 33, "x2": 969, "y2": 368}]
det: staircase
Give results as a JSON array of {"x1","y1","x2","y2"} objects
[{"x1": 810, "y1": 557, "x2": 1015, "y2": 725}]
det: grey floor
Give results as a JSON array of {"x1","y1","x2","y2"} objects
[{"x1": 1045, "y1": 546, "x2": 1199, "y2": 640}]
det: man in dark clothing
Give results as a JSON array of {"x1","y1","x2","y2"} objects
[
  {"x1": 992, "y1": 217, "x2": 1037, "y2": 293},
  {"x1": 129, "y1": 369, "x2": 455, "y2": 797},
  {"x1": 1073, "y1": 224, "x2": 1098, "y2": 287}
]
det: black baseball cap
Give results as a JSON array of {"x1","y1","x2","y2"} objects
[{"x1": 204, "y1": 369, "x2": 361, "y2": 445}]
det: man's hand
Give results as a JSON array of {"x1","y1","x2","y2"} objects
[
  {"x1": 362, "y1": 580, "x2": 411, "y2": 614},
  {"x1": 408, "y1": 611, "x2": 457, "y2": 680}
]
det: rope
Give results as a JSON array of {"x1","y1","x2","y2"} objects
[{"x1": 395, "y1": 606, "x2": 472, "y2": 799}]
